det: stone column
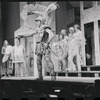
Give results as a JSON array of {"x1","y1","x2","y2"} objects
[
  {"x1": 94, "y1": 20, "x2": 100, "y2": 65},
  {"x1": 80, "y1": 1, "x2": 86, "y2": 65}
]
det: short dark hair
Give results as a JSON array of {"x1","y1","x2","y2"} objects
[
  {"x1": 59, "y1": 34, "x2": 64, "y2": 39},
  {"x1": 15, "y1": 37, "x2": 20, "y2": 42},
  {"x1": 74, "y1": 24, "x2": 80, "y2": 30}
]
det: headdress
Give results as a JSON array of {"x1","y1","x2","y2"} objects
[{"x1": 20, "y1": 2, "x2": 59, "y2": 26}]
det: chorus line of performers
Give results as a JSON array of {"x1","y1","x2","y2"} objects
[
  {"x1": 51, "y1": 25, "x2": 86, "y2": 73},
  {"x1": 1, "y1": 2, "x2": 86, "y2": 81}
]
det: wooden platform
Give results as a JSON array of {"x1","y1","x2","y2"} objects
[
  {"x1": 1, "y1": 65, "x2": 100, "y2": 83},
  {"x1": 1, "y1": 76, "x2": 100, "y2": 83},
  {"x1": 45, "y1": 65, "x2": 100, "y2": 78},
  {"x1": 1, "y1": 65, "x2": 100, "y2": 100}
]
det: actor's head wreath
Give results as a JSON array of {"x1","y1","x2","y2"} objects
[{"x1": 35, "y1": 2, "x2": 59, "y2": 25}]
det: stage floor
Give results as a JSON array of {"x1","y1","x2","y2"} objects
[{"x1": 1, "y1": 76, "x2": 100, "y2": 83}]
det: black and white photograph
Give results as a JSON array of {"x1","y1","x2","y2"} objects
[{"x1": 0, "y1": 1, "x2": 100, "y2": 100}]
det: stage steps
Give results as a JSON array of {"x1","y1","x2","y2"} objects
[{"x1": 46, "y1": 65, "x2": 100, "y2": 77}]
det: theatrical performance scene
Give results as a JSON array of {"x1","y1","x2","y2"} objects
[{"x1": 0, "y1": 1, "x2": 100, "y2": 100}]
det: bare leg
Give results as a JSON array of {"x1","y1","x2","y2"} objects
[
  {"x1": 68, "y1": 53, "x2": 76, "y2": 71},
  {"x1": 37, "y1": 54, "x2": 43, "y2": 79},
  {"x1": 20, "y1": 62, "x2": 27, "y2": 77},
  {"x1": 76, "y1": 53, "x2": 81, "y2": 71},
  {"x1": 44, "y1": 50, "x2": 56, "y2": 80}
]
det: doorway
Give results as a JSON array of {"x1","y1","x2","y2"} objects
[{"x1": 84, "y1": 22, "x2": 94, "y2": 65}]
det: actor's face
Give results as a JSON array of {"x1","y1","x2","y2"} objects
[
  {"x1": 61, "y1": 30, "x2": 66, "y2": 36},
  {"x1": 59, "y1": 35, "x2": 63, "y2": 40},
  {"x1": 36, "y1": 20, "x2": 41, "y2": 27},
  {"x1": 69, "y1": 28, "x2": 74, "y2": 34},
  {"x1": 15, "y1": 38, "x2": 20, "y2": 46},
  {"x1": 4, "y1": 40, "x2": 8, "y2": 46}
]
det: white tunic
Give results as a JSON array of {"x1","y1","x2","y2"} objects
[
  {"x1": 5, "y1": 45, "x2": 13, "y2": 55},
  {"x1": 13, "y1": 45, "x2": 25, "y2": 62}
]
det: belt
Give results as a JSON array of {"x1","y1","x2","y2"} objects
[
  {"x1": 36, "y1": 42, "x2": 45, "y2": 44},
  {"x1": 36, "y1": 42, "x2": 41, "y2": 44}
]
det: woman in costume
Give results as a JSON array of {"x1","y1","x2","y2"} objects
[
  {"x1": 12, "y1": 37, "x2": 27, "y2": 77},
  {"x1": 68, "y1": 24, "x2": 85, "y2": 71},
  {"x1": 56, "y1": 34, "x2": 67, "y2": 71},
  {"x1": 1, "y1": 40, "x2": 8, "y2": 76},
  {"x1": 67, "y1": 27, "x2": 77, "y2": 71},
  {"x1": 73, "y1": 24, "x2": 85, "y2": 71},
  {"x1": 2, "y1": 41, "x2": 13, "y2": 77},
  {"x1": 51, "y1": 35, "x2": 59, "y2": 71}
]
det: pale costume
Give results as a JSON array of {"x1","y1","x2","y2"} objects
[
  {"x1": 1, "y1": 45, "x2": 7, "y2": 75},
  {"x1": 61, "y1": 36, "x2": 69, "y2": 71},
  {"x1": 68, "y1": 30, "x2": 85, "y2": 71},
  {"x1": 55, "y1": 39, "x2": 67, "y2": 71},
  {"x1": 2, "y1": 45, "x2": 13, "y2": 76},
  {"x1": 51, "y1": 41, "x2": 59, "y2": 71},
  {"x1": 13, "y1": 45, "x2": 27, "y2": 77}
]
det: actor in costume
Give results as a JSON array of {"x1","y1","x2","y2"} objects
[
  {"x1": 68, "y1": 24, "x2": 86, "y2": 71},
  {"x1": 67, "y1": 27, "x2": 77, "y2": 71},
  {"x1": 12, "y1": 37, "x2": 27, "y2": 77},
  {"x1": 1, "y1": 40, "x2": 9, "y2": 76},
  {"x1": 20, "y1": 2, "x2": 59, "y2": 80},
  {"x1": 51, "y1": 35, "x2": 59, "y2": 71},
  {"x1": 73, "y1": 24, "x2": 86, "y2": 71},
  {"x1": 35, "y1": 15, "x2": 56, "y2": 80},
  {"x1": 2, "y1": 42, "x2": 13, "y2": 77}
]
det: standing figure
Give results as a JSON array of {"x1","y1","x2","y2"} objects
[
  {"x1": 19, "y1": 2, "x2": 59, "y2": 79},
  {"x1": 2, "y1": 41, "x2": 13, "y2": 77},
  {"x1": 12, "y1": 37, "x2": 27, "y2": 77},
  {"x1": 73, "y1": 24, "x2": 85, "y2": 71},
  {"x1": 67, "y1": 27, "x2": 77, "y2": 71},
  {"x1": 57, "y1": 34, "x2": 66, "y2": 71},
  {"x1": 1, "y1": 40, "x2": 9, "y2": 76},
  {"x1": 1, "y1": 40, "x2": 8, "y2": 76},
  {"x1": 60, "y1": 29, "x2": 69, "y2": 71},
  {"x1": 35, "y1": 15, "x2": 56, "y2": 80},
  {"x1": 51, "y1": 35, "x2": 59, "y2": 71}
]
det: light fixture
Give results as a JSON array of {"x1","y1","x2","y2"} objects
[
  {"x1": 49, "y1": 94, "x2": 58, "y2": 98},
  {"x1": 54, "y1": 90, "x2": 60, "y2": 92}
]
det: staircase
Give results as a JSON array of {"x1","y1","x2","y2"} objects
[{"x1": 46, "y1": 65, "x2": 100, "y2": 78}]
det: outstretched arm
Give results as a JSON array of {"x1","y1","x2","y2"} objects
[
  {"x1": 20, "y1": 30, "x2": 37, "y2": 37},
  {"x1": 1, "y1": 47, "x2": 5, "y2": 55}
]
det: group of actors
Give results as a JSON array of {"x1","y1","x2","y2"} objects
[
  {"x1": 51, "y1": 25, "x2": 85, "y2": 73},
  {"x1": 1, "y1": 2, "x2": 86, "y2": 81},
  {"x1": 1, "y1": 37, "x2": 27, "y2": 77},
  {"x1": 34, "y1": 18, "x2": 85, "y2": 80},
  {"x1": 1, "y1": 16, "x2": 85, "y2": 81}
]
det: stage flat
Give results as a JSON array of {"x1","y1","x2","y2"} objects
[{"x1": 1, "y1": 76, "x2": 100, "y2": 83}]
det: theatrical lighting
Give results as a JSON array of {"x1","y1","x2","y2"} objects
[
  {"x1": 54, "y1": 90, "x2": 60, "y2": 92},
  {"x1": 49, "y1": 94, "x2": 58, "y2": 98}
]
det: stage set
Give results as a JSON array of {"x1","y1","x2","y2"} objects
[{"x1": 1, "y1": 1, "x2": 100, "y2": 100}]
